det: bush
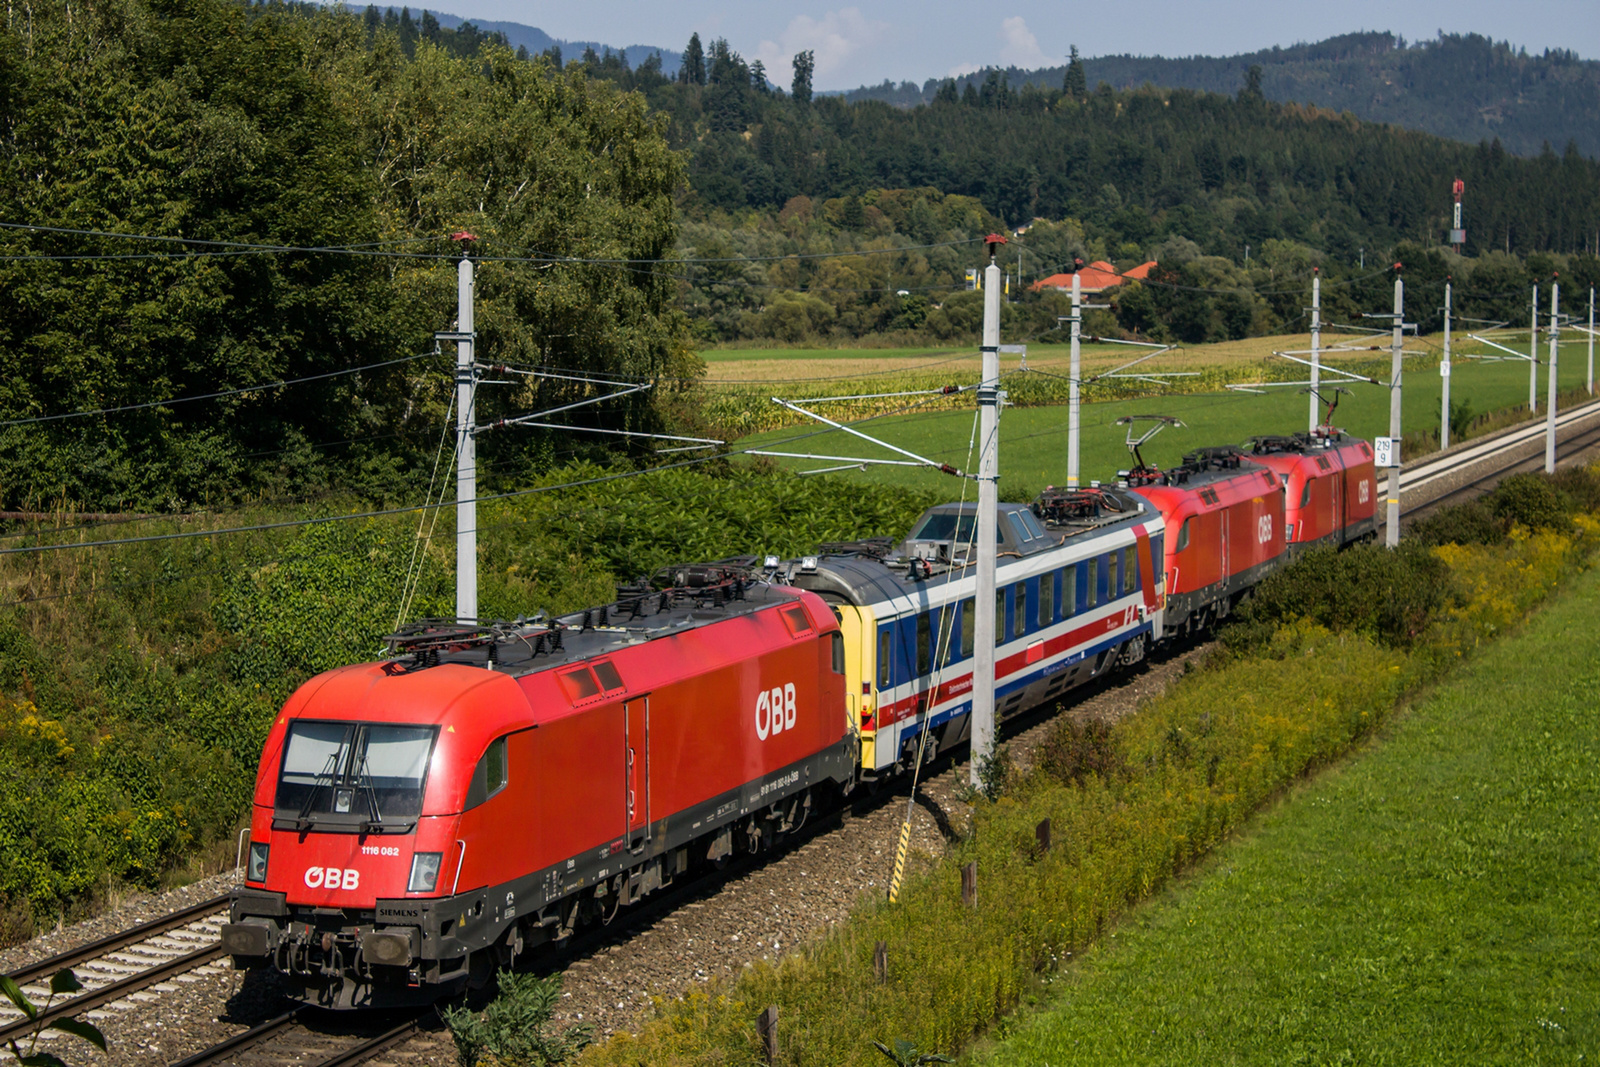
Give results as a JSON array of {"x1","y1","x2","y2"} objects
[
  {"x1": 1485, "y1": 472, "x2": 1572, "y2": 532},
  {"x1": 443, "y1": 972, "x2": 591, "y2": 1067},
  {"x1": 1034, "y1": 716, "x2": 1123, "y2": 788},
  {"x1": 1408, "y1": 500, "x2": 1505, "y2": 547},
  {"x1": 1230, "y1": 542, "x2": 1451, "y2": 650}
]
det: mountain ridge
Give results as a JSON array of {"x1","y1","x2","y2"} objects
[{"x1": 844, "y1": 31, "x2": 1600, "y2": 159}]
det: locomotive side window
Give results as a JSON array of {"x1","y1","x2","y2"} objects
[
  {"x1": 1123, "y1": 546, "x2": 1137, "y2": 595},
  {"x1": 465, "y1": 736, "x2": 509, "y2": 810},
  {"x1": 830, "y1": 632, "x2": 845, "y2": 674},
  {"x1": 1176, "y1": 518, "x2": 1192, "y2": 552},
  {"x1": 557, "y1": 667, "x2": 601, "y2": 701},
  {"x1": 877, "y1": 628, "x2": 893, "y2": 688},
  {"x1": 593, "y1": 660, "x2": 625, "y2": 692},
  {"x1": 960, "y1": 598, "x2": 975, "y2": 658},
  {"x1": 1038, "y1": 572, "x2": 1054, "y2": 627},
  {"x1": 1013, "y1": 583, "x2": 1027, "y2": 638}
]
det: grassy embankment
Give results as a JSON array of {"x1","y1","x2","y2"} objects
[
  {"x1": 712, "y1": 334, "x2": 1598, "y2": 495},
  {"x1": 972, "y1": 553, "x2": 1600, "y2": 1064},
  {"x1": 578, "y1": 474, "x2": 1600, "y2": 1067}
]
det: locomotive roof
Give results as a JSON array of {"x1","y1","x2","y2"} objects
[{"x1": 380, "y1": 570, "x2": 811, "y2": 678}]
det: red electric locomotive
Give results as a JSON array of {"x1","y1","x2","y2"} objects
[
  {"x1": 1124, "y1": 447, "x2": 1286, "y2": 636},
  {"x1": 222, "y1": 569, "x2": 854, "y2": 1008},
  {"x1": 1245, "y1": 431, "x2": 1378, "y2": 551}
]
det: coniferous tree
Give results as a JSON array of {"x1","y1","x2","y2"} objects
[
  {"x1": 792, "y1": 50, "x2": 814, "y2": 105},
  {"x1": 680, "y1": 32, "x2": 706, "y2": 85},
  {"x1": 1063, "y1": 45, "x2": 1087, "y2": 97}
]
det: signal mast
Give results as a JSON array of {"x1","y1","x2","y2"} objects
[{"x1": 1449, "y1": 178, "x2": 1466, "y2": 253}]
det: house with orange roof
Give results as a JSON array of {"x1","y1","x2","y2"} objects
[{"x1": 1029, "y1": 260, "x2": 1155, "y2": 294}]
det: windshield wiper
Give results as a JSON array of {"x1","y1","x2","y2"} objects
[
  {"x1": 354, "y1": 754, "x2": 387, "y2": 834},
  {"x1": 295, "y1": 751, "x2": 340, "y2": 831}
]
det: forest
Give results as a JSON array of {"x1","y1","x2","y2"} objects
[{"x1": 847, "y1": 31, "x2": 1600, "y2": 160}]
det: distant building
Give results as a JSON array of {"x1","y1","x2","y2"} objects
[{"x1": 1030, "y1": 260, "x2": 1155, "y2": 295}]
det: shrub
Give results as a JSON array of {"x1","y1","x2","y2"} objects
[
  {"x1": 1231, "y1": 542, "x2": 1451, "y2": 649},
  {"x1": 443, "y1": 972, "x2": 591, "y2": 1067},
  {"x1": 1485, "y1": 472, "x2": 1572, "y2": 532},
  {"x1": 1407, "y1": 500, "x2": 1505, "y2": 547},
  {"x1": 1034, "y1": 716, "x2": 1123, "y2": 788}
]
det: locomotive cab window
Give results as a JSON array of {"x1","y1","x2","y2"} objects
[
  {"x1": 780, "y1": 605, "x2": 813, "y2": 636},
  {"x1": 465, "y1": 736, "x2": 509, "y2": 810},
  {"x1": 1176, "y1": 518, "x2": 1193, "y2": 552},
  {"x1": 831, "y1": 631, "x2": 845, "y2": 674},
  {"x1": 1299, "y1": 481, "x2": 1312, "y2": 508}
]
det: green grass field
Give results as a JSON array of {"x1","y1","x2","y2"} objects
[
  {"x1": 734, "y1": 350, "x2": 1598, "y2": 497},
  {"x1": 969, "y1": 564, "x2": 1600, "y2": 1065}
]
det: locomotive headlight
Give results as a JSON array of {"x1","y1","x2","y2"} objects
[
  {"x1": 247, "y1": 843, "x2": 270, "y2": 883},
  {"x1": 408, "y1": 852, "x2": 443, "y2": 893}
]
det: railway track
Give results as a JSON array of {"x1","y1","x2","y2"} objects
[
  {"x1": 1402, "y1": 399, "x2": 1600, "y2": 514},
  {"x1": 0, "y1": 894, "x2": 232, "y2": 1048},
  {"x1": 172, "y1": 1009, "x2": 423, "y2": 1067}
]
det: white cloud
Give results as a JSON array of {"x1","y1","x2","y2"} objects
[
  {"x1": 998, "y1": 15, "x2": 1051, "y2": 69},
  {"x1": 947, "y1": 61, "x2": 983, "y2": 78},
  {"x1": 753, "y1": 8, "x2": 891, "y2": 87}
]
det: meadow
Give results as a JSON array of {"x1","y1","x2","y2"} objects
[
  {"x1": 722, "y1": 335, "x2": 1599, "y2": 496},
  {"x1": 970, "y1": 554, "x2": 1600, "y2": 1065}
]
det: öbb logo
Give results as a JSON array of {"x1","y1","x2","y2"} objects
[
  {"x1": 755, "y1": 683, "x2": 797, "y2": 740},
  {"x1": 304, "y1": 867, "x2": 360, "y2": 890}
]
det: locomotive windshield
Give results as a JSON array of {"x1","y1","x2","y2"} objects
[{"x1": 274, "y1": 721, "x2": 438, "y2": 832}]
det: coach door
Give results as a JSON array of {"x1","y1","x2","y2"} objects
[{"x1": 624, "y1": 697, "x2": 650, "y2": 850}]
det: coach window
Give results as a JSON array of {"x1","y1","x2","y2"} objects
[
  {"x1": 916, "y1": 612, "x2": 932, "y2": 675},
  {"x1": 1013, "y1": 582, "x2": 1028, "y2": 638},
  {"x1": 1123, "y1": 546, "x2": 1137, "y2": 595},
  {"x1": 1062, "y1": 567, "x2": 1077, "y2": 617},
  {"x1": 996, "y1": 587, "x2": 1007, "y2": 645},
  {"x1": 877, "y1": 628, "x2": 893, "y2": 688},
  {"x1": 1176, "y1": 517, "x2": 1192, "y2": 552},
  {"x1": 464, "y1": 736, "x2": 508, "y2": 810},
  {"x1": 959, "y1": 597, "x2": 975, "y2": 658},
  {"x1": 1105, "y1": 553, "x2": 1118, "y2": 601},
  {"x1": 1085, "y1": 558, "x2": 1098, "y2": 608},
  {"x1": 1038, "y1": 572, "x2": 1054, "y2": 627}
]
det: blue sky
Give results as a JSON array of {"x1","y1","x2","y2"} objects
[{"x1": 418, "y1": 0, "x2": 1598, "y2": 90}]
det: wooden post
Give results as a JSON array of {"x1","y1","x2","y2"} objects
[
  {"x1": 757, "y1": 1005, "x2": 779, "y2": 1065},
  {"x1": 873, "y1": 939, "x2": 888, "y2": 983},
  {"x1": 1035, "y1": 818, "x2": 1052, "y2": 852},
  {"x1": 961, "y1": 861, "x2": 977, "y2": 908}
]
